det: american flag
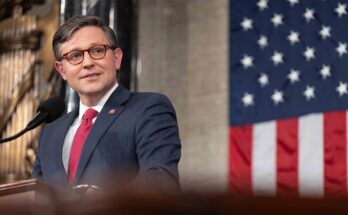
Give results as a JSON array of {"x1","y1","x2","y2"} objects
[{"x1": 229, "y1": 0, "x2": 348, "y2": 198}]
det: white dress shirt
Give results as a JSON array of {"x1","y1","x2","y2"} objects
[{"x1": 62, "y1": 83, "x2": 118, "y2": 173}]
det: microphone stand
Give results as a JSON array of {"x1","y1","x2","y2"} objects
[
  {"x1": 0, "y1": 112, "x2": 48, "y2": 144},
  {"x1": 0, "y1": 97, "x2": 65, "y2": 144},
  {"x1": 0, "y1": 127, "x2": 30, "y2": 144}
]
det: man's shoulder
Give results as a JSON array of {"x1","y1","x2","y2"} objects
[
  {"x1": 129, "y1": 91, "x2": 171, "y2": 103},
  {"x1": 126, "y1": 92, "x2": 174, "y2": 109}
]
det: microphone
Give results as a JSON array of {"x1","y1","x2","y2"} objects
[
  {"x1": 0, "y1": 97, "x2": 66, "y2": 144},
  {"x1": 26, "y1": 97, "x2": 66, "y2": 130}
]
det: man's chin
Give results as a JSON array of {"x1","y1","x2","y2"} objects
[{"x1": 78, "y1": 88, "x2": 104, "y2": 98}]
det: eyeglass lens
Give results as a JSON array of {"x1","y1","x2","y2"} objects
[{"x1": 66, "y1": 45, "x2": 107, "y2": 64}]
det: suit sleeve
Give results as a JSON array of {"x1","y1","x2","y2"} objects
[{"x1": 133, "y1": 94, "x2": 181, "y2": 193}]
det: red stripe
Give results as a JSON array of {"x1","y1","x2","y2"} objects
[
  {"x1": 229, "y1": 125, "x2": 252, "y2": 196},
  {"x1": 276, "y1": 118, "x2": 299, "y2": 197},
  {"x1": 324, "y1": 111, "x2": 347, "y2": 198}
]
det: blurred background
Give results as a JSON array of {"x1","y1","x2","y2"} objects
[{"x1": 0, "y1": 0, "x2": 228, "y2": 193}]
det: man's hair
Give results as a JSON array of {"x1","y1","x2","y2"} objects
[{"x1": 52, "y1": 15, "x2": 119, "y2": 60}]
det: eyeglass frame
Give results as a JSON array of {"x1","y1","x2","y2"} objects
[{"x1": 58, "y1": 44, "x2": 117, "y2": 65}]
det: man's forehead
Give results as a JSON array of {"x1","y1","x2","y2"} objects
[{"x1": 60, "y1": 26, "x2": 108, "y2": 52}]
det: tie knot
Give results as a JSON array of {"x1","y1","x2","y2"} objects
[{"x1": 83, "y1": 108, "x2": 98, "y2": 121}]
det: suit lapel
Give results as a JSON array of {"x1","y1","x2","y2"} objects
[
  {"x1": 53, "y1": 109, "x2": 77, "y2": 187},
  {"x1": 74, "y1": 85, "x2": 130, "y2": 184}
]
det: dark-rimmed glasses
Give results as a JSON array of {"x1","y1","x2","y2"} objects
[{"x1": 59, "y1": 44, "x2": 115, "y2": 65}]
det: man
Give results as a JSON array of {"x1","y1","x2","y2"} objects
[{"x1": 32, "y1": 16, "x2": 181, "y2": 194}]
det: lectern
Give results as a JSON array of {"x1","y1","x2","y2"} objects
[{"x1": 0, "y1": 178, "x2": 56, "y2": 204}]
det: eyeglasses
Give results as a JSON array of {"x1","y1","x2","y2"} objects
[{"x1": 59, "y1": 44, "x2": 115, "y2": 65}]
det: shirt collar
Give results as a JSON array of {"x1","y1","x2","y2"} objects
[{"x1": 78, "y1": 82, "x2": 119, "y2": 121}]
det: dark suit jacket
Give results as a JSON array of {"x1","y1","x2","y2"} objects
[{"x1": 32, "y1": 85, "x2": 181, "y2": 193}]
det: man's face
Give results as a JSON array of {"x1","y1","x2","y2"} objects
[{"x1": 55, "y1": 26, "x2": 123, "y2": 104}]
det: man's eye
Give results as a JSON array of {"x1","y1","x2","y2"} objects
[
  {"x1": 91, "y1": 47, "x2": 104, "y2": 54},
  {"x1": 68, "y1": 52, "x2": 82, "y2": 60}
]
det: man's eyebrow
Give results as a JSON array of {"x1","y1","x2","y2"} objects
[{"x1": 64, "y1": 43, "x2": 106, "y2": 53}]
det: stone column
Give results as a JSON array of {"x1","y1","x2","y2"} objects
[{"x1": 137, "y1": 0, "x2": 228, "y2": 192}]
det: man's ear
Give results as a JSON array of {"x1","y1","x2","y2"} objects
[
  {"x1": 55, "y1": 61, "x2": 67, "y2": 80},
  {"x1": 114, "y1": 48, "x2": 123, "y2": 70}
]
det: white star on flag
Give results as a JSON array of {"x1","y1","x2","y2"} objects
[
  {"x1": 241, "y1": 54, "x2": 254, "y2": 69},
  {"x1": 320, "y1": 64, "x2": 331, "y2": 80},
  {"x1": 303, "y1": 85, "x2": 315, "y2": 100},
  {"x1": 242, "y1": 92, "x2": 254, "y2": 107},
  {"x1": 335, "y1": 3, "x2": 347, "y2": 17},
  {"x1": 319, "y1": 25, "x2": 331, "y2": 40},
  {"x1": 288, "y1": 31, "x2": 300, "y2": 45},
  {"x1": 303, "y1": 47, "x2": 315, "y2": 61},
  {"x1": 258, "y1": 73, "x2": 269, "y2": 87},
  {"x1": 271, "y1": 51, "x2": 284, "y2": 65},
  {"x1": 271, "y1": 13, "x2": 284, "y2": 27},
  {"x1": 241, "y1": 17, "x2": 253, "y2": 31},
  {"x1": 337, "y1": 81, "x2": 348, "y2": 96},
  {"x1": 336, "y1": 42, "x2": 347, "y2": 57},
  {"x1": 303, "y1": 8, "x2": 315, "y2": 22},
  {"x1": 271, "y1": 90, "x2": 284, "y2": 105},
  {"x1": 258, "y1": 35, "x2": 268, "y2": 49},
  {"x1": 287, "y1": 0, "x2": 299, "y2": 6},
  {"x1": 257, "y1": 0, "x2": 268, "y2": 11},
  {"x1": 288, "y1": 69, "x2": 300, "y2": 84}
]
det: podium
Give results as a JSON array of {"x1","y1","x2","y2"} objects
[
  {"x1": 0, "y1": 178, "x2": 56, "y2": 204},
  {"x1": 1, "y1": 180, "x2": 348, "y2": 215}
]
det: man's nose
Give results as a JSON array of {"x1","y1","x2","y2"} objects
[{"x1": 82, "y1": 51, "x2": 94, "y2": 67}]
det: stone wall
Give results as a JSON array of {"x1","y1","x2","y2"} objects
[{"x1": 137, "y1": 0, "x2": 228, "y2": 192}]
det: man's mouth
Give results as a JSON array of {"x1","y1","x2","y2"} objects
[{"x1": 82, "y1": 73, "x2": 100, "y2": 79}]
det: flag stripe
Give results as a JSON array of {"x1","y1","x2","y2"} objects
[
  {"x1": 252, "y1": 121, "x2": 276, "y2": 196},
  {"x1": 229, "y1": 126, "x2": 252, "y2": 195},
  {"x1": 324, "y1": 112, "x2": 347, "y2": 197},
  {"x1": 277, "y1": 118, "x2": 299, "y2": 197},
  {"x1": 299, "y1": 114, "x2": 324, "y2": 197},
  {"x1": 229, "y1": 111, "x2": 348, "y2": 197},
  {"x1": 346, "y1": 112, "x2": 348, "y2": 194}
]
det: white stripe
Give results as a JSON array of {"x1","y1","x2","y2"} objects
[
  {"x1": 299, "y1": 113, "x2": 324, "y2": 197},
  {"x1": 253, "y1": 121, "x2": 276, "y2": 196}
]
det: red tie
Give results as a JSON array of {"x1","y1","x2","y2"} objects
[{"x1": 68, "y1": 108, "x2": 98, "y2": 184}]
